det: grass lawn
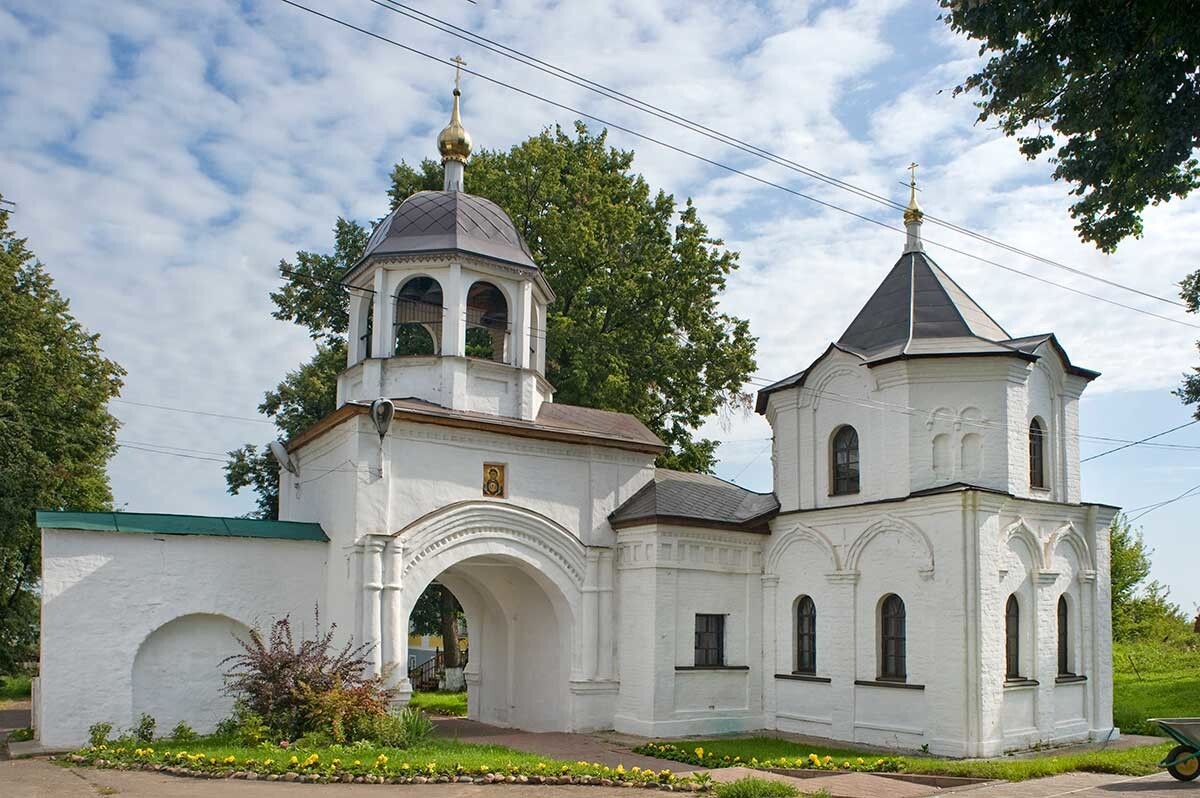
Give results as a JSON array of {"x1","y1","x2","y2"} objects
[
  {"x1": 69, "y1": 734, "x2": 692, "y2": 787},
  {"x1": 1113, "y1": 640, "x2": 1200, "y2": 736},
  {"x1": 409, "y1": 691, "x2": 467, "y2": 716},
  {"x1": 0, "y1": 674, "x2": 32, "y2": 704},
  {"x1": 637, "y1": 738, "x2": 1174, "y2": 782}
]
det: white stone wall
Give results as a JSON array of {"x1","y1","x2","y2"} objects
[
  {"x1": 38, "y1": 529, "x2": 326, "y2": 748},
  {"x1": 614, "y1": 524, "x2": 765, "y2": 736},
  {"x1": 765, "y1": 347, "x2": 1087, "y2": 514}
]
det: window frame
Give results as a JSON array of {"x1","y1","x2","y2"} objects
[
  {"x1": 831, "y1": 425, "x2": 861, "y2": 496},
  {"x1": 694, "y1": 613, "x2": 725, "y2": 667},
  {"x1": 1057, "y1": 595, "x2": 1074, "y2": 677},
  {"x1": 1029, "y1": 417, "x2": 1047, "y2": 490},
  {"x1": 879, "y1": 594, "x2": 906, "y2": 681},
  {"x1": 1005, "y1": 595, "x2": 1022, "y2": 680},
  {"x1": 795, "y1": 596, "x2": 816, "y2": 675}
]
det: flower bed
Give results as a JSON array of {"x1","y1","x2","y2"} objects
[
  {"x1": 632, "y1": 743, "x2": 902, "y2": 774},
  {"x1": 66, "y1": 741, "x2": 709, "y2": 789}
]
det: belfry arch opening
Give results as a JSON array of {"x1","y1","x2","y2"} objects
[
  {"x1": 465, "y1": 281, "x2": 509, "y2": 363},
  {"x1": 402, "y1": 553, "x2": 572, "y2": 731},
  {"x1": 395, "y1": 276, "x2": 444, "y2": 356}
]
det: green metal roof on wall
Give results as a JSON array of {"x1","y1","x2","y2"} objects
[{"x1": 35, "y1": 511, "x2": 329, "y2": 542}]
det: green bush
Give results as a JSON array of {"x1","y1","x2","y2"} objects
[
  {"x1": 713, "y1": 777, "x2": 800, "y2": 798},
  {"x1": 348, "y1": 707, "x2": 435, "y2": 748},
  {"x1": 132, "y1": 713, "x2": 156, "y2": 743},
  {"x1": 88, "y1": 722, "x2": 112, "y2": 748},
  {"x1": 8, "y1": 727, "x2": 33, "y2": 742},
  {"x1": 221, "y1": 612, "x2": 394, "y2": 740},
  {"x1": 214, "y1": 702, "x2": 270, "y2": 746},
  {"x1": 170, "y1": 721, "x2": 198, "y2": 742}
]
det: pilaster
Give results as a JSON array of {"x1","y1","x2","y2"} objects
[
  {"x1": 360, "y1": 535, "x2": 387, "y2": 676},
  {"x1": 761, "y1": 574, "x2": 780, "y2": 724}
]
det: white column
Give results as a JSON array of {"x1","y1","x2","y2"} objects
[
  {"x1": 361, "y1": 536, "x2": 386, "y2": 676},
  {"x1": 827, "y1": 571, "x2": 858, "y2": 741},
  {"x1": 761, "y1": 574, "x2": 780, "y2": 726},
  {"x1": 347, "y1": 292, "x2": 369, "y2": 366},
  {"x1": 370, "y1": 268, "x2": 394, "y2": 358},
  {"x1": 381, "y1": 537, "x2": 411, "y2": 703},
  {"x1": 441, "y1": 262, "x2": 464, "y2": 357},
  {"x1": 596, "y1": 550, "x2": 616, "y2": 680},
  {"x1": 579, "y1": 549, "x2": 601, "y2": 680},
  {"x1": 512, "y1": 281, "x2": 532, "y2": 370}
]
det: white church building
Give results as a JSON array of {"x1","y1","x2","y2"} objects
[{"x1": 35, "y1": 86, "x2": 1118, "y2": 757}]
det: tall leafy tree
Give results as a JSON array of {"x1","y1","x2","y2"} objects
[
  {"x1": 940, "y1": 1, "x2": 1200, "y2": 253},
  {"x1": 1108, "y1": 514, "x2": 1187, "y2": 641},
  {"x1": 226, "y1": 123, "x2": 757, "y2": 518},
  {"x1": 0, "y1": 197, "x2": 124, "y2": 671}
]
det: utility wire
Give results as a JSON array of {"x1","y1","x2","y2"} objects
[
  {"x1": 275, "y1": 0, "x2": 1200, "y2": 331},
  {"x1": 366, "y1": 0, "x2": 1182, "y2": 309},
  {"x1": 1127, "y1": 483, "x2": 1200, "y2": 523},
  {"x1": 1080, "y1": 419, "x2": 1200, "y2": 463}
]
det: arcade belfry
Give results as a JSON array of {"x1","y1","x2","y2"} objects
[{"x1": 36, "y1": 82, "x2": 1117, "y2": 757}]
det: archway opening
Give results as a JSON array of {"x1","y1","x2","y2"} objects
[{"x1": 404, "y1": 554, "x2": 571, "y2": 732}]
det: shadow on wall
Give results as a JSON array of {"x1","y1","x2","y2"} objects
[{"x1": 132, "y1": 613, "x2": 251, "y2": 735}]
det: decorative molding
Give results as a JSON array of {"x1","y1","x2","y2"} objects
[
  {"x1": 397, "y1": 501, "x2": 587, "y2": 588},
  {"x1": 1036, "y1": 570, "x2": 1061, "y2": 585},
  {"x1": 1045, "y1": 521, "x2": 1096, "y2": 572},
  {"x1": 765, "y1": 521, "x2": 841, "y2": 573},
  {"x1": 854, "y1": 679, "x2": 925, "y2": 691},
  {"x1": 826, "y1": 570, "x2": 860, "y2": 585},
  {"x1": 775, "y1": 673, "x2": 832, "y2": 683},
  {"x1": 1001, "y1": 518, "x2": 1046, "y2": 572},
  {"x1": 1077, "y1": 569, "x2": 1097, "y2": 584},
  {"x1": 845, "y1": 514, "x2": 935, "y2": 579}
]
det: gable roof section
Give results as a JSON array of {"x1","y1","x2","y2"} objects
[
  {"x1": 999, "y1": 333, "x2": 1101, "y2": 380},
  {"x1": 36, "y1": 511, "x2": 329, "y2": 542},
  {"x1": 837, "y1": 251, "x2": 1009, "y2": 357},
  {"x1": 610, "y1": 469, "x2": 779, "y2": 532}
]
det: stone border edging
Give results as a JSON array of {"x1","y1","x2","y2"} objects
[{"x1": 62, "y1": 757, "x2": 712, "y2": 790}]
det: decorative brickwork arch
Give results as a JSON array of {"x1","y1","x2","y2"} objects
[
  {"x1": 846, "y1": 515, "x2": 935, "y2": 579},
  {"x1": 1001, "y1": 518, "x2": 1046, "y2": 573},
  {"x1": 766, "y1": 521, "x2": 841, "y2": 573}
]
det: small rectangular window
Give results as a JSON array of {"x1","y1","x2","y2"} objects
[{"x1": 694, "y1": 614, "x2": 725, "y2": 667}]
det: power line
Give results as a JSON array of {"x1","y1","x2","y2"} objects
[
  {"x1": 275, "y1": 0, "x2": 1200, "y2": 331},
  {"x1": 365, "y1": 0, "x2": 1183, "y2": 310},
  {"x1": 1126, "y1": 483, "x2": 1200, "y2": 523},
  {"x1": 111, "y1": 398, "x2": 277, "y2": 426},
  {"x1": 1080, "y1": 419, "x2": 1200, "y2": 462}
]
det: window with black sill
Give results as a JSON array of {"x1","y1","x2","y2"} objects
[
  {"x1": 795, "y1": 596, "x2": 816, "y2": 675},
  {"x1": 879, "y1": 594, "x2": 906, "y2": 680},
  {"x1": 694, "y1": 614, "x2": 725, "y2": 667}
]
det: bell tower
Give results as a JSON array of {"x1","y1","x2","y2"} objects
[{"x1": 336, "y1": 70, "x2": 554, "y2": 421}]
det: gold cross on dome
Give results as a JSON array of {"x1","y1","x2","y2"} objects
[
  {"x1": 451, "y1": 55, "x2": 467, "y2": 91},
  {"x1": 907, "y1": 161, "x2": 920, "y2": 191}
]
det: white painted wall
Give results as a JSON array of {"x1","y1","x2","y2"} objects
[{"x1": 38, "y1": 530, "x2": 326, "y2": 748}]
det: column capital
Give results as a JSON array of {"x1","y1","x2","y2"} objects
[{"x1": 760, "y1": 574, "x2": 781, "y2": 587}]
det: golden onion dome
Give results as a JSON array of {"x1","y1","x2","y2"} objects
[{"x1": 437, "y1": 89, "x2": 472, "y2": 163}]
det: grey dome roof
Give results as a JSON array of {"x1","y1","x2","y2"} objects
[{"x1": 358, "y1": 191, "x2": 536, "y2": 269}]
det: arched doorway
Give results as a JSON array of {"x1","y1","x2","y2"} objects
[{"x1": 395, "y1": 502, "x2": 584, "y2": 732}]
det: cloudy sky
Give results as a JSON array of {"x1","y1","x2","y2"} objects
[{"x1": 4, "y1": 0, "x2": 1199, "y2": 610}]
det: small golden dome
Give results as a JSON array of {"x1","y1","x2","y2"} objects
[{"x1": 437, "y1": 89, "x2": 472, "y2": 163}]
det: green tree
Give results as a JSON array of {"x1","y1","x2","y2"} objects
[
  {"x1": 226, "y1": 123, "x2": 757, "y2": 516},
  {"x1": 408, "y1": 584, "x2": 465, "y2": 670},
  {"x1": 0, "y1": 198, "x2": 124, "y2": 671},
  {"x1": 1108, "y1": 514, "x2": 1187, "y2": 641},
  {"x1": 940, "y1": 1, "x2": 1200, "y2": 252},
  {"x1": 1177, "y1": 272, "x2": 1200, "y2": 418}
]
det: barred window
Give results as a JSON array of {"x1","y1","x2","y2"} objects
[
  {"x1": 1005, "y1": 595, "x2": 1021, "y2": 679},
  {"x1": 795, "y1": 596, "x2": 816, "y2": 675},
  {"x1": 832, "y1": 425, "x2": 860, "y2": 495},
  {"x1": 1058, "y1": 595, "x2": 1072, "y2": 676},
  {"x1": 694, "y1": 614, "x2": 725, "y2": 667},
  {"x1": 1029, "y1": 418, "x2": 1046, "y2": 489},
  {"x1": 880, "y1": 594, "x2": 906, "y2": 680}
]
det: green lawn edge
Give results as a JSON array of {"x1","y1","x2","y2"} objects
[{"x1": 635, "y1": 738, "x2": 1174, "y2": 782}]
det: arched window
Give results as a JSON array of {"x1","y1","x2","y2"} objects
[
  {"x1": 466, "y1": 282, "x2": 509, "y2": 363},
  {"x1": 395, "y1": 277, "x2": 443, "y2": 356},
  {"x1": 1057, "y1": 595, "x2": 1072, "y2": 676},
  {"x1": 795, "y1": 596, "x2": 816, "y2": 675},
  {"x1": 961, "y1": 433, "x2": 982, "y2": 478},
  {"x1": 932, "y1": 433, "x2": 951, "y2": 476},
  {"x1": 1005, "y1": 595, "x2": 1021, "y2": 680},
  {"x1": 1029, "y1": 418, "x2": 1046, "y2": 489},
  {"x1": 879, "y1": 594, "x2": 906, "y2": 680},
  {"x1": 831, "y1": 426, "x2": 860, "y2": 495}
]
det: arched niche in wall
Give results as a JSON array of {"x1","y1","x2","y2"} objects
[{"x1": 132, "y1": 613, "x2": 251, "y2": 735}]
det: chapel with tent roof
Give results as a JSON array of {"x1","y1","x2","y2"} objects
[{"x1": 34, "y1": 78, "x2": 1117, "y2": 757}]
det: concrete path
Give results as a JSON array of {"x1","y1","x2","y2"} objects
[
  {"x1": 962, "y1": 771, "x2": 1195, "y2": 796},
  {"x1": 434, "y1": 719, "x2": 681, "y2": 773}
]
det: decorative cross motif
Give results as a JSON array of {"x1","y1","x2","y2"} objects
[
  {"x1": 907, "y1": 161, "x2": 920, "y2": 192},
  {"x1": 451, "y1": 55, "x2": 467, "y2": 91}
]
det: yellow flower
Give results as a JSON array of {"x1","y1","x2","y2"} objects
[
  {"x1": 842, "y1": 762, "x2": 851, "y2": 769},
  {"x1": 333, "y1": 759, "x2": 341, "y2": 767},
  {"x1": 224, "y1": 756, "x2": 236, "y2": 764},
  {"x1": 376, "y1": 754, "x2": 388, "y2": 768},
  {"x1": 694, "y1": 747, "x2": 704, "y2": 760},
  {"x1": 857, "y1": 758, "x2": 864, "y2": 765},
  {"x1": 305, "y1": 754, "x2": 320, "y2": 767},
  {"x1": 290, "y1": 756, "x2": 299, "y2": 765},
  {"x1": 402, "y1": 763, "x2": 410, "y2": 770},
  {"x1": 616, "y1": 765, "x2": 626, "y2": 775},
  {"x1": 354, "y1": 760, "x2": 361, "y2": 767},
  {"x1": 263, "y1": 759, "x2": 274, "y2": 767},
  {"x1": 823, "y1": 756, "x2": 832, "y2": 764}
]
